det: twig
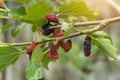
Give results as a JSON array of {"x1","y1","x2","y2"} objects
[
  {"x1": 50, "y1": 16, "x2": 120, "y2": 29},
  {"x1": 1, "y1": 16, "x2": 120, "y2": 46},
  {"x1": 60, "y1": 23, "x2": 106, "y2": 40}
]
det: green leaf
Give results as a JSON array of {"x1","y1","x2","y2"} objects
[
  {"x1": 22, "y1": 1, "x2": 53, "y2": 26},
  {"x1": 31, "y1": 25, "x2": 37, "y2": 32},
  {"x1": 91, "y1": 31, "x2": 111, "y2": 40},
  {"x1": 58, "y1": 43, "x2": 80, "y2": 64},
  {"x1": 91, "y1": 31, "x2": 118, "y2": 59},
  {"x1": 11, "y1": 0, "x2": 31, "y2": 4},
  {"x1": 59, "y1": 1, "x2": 97, "y2": 20},
  {"x1": 11, "y1": 23, "x2": 27, "y2": 37},
  {"x1": 0, "y1": 46, "x2": 21, "y2": 71},
  {"x1": 0, "y1": 23, "x2": 13, "y2": 35},
  {"x1": 8, "y1": 6, "x2": 26, "y2": 19},
  {"x1": 41, "y1": 53, "x2": 49, "y2": 69},
  {"x1": 26, "y1": 62, "x2": 43, "y2": 80},
  {"x1": 26, "y1": 46, "x2": 43, "y2": 80},
  {"x1": 31, "y1": 46, "x2": 43, "y2": 64}
]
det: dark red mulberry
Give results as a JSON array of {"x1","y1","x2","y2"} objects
[
  {"x1": 48, "y1": 45, "x2": 58, "y2": 59},
  {"x1": 65, "y1": 40, "x2": 72, "y2": 52},
  {"x1": 56, "y1": 40, "x2": 73, "y2": 52},
  {"x1": 56, "y1": 41, "x2": 61, "y2": 49},
  {"x1": 60, "y1": 40, "x2": 67, "y2": 50},
  {"x1": 54, "y1": 31, "x2": 65, "y2": 37},
  {"x1": 46, "y1": 14, "x2": 58, "y2": 23},
  {"x1": 84, "y1": 36, "x2": 91, "y2": 56},
  {"x1": 60, "y1": 40, "x2": 72, "y2": 52}
]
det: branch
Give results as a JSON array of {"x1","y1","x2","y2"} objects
[
  {"x1": 2, "y1": 16, "x2": 120, "y2": 46},
  {"x1": 50, "y1": 16, "x2": 120, "y2": 29},
  {"x1": 61, "y1": 23, "x2": 106, "y2": 39}
]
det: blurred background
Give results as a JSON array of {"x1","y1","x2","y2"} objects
[{"x1": 0, "y1": 0, "x2": 120, "y2": 80}]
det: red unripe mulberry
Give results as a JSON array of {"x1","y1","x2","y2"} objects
[
  {"x1": 60, "y1": 40, "x2": 72, "y2": 52},
  {"x1": 65, "y1": 40, "x2": 72, "y2": 52},
  {"x1": 56, "y1": 41, "x2": 61, "y2": 49},
  {"x1": 53, "y1": 28, "x2": 65, "y2": 37},
  {"x1": 54, "y1": 31, "x2": 65, "y2": 37},
  {"x1": 48, "y1": 45, "x2": 58, "y2": 59},
  {"x1": 26, "y1": 42, "x2": 37, "y2": 55},
  {"x1": 46, "y1": 14, "x2": 58, "y2": 23}
]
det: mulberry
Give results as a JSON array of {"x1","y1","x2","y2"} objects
[
  {"x1": 84, "y1": 36, "x2": 91, "y2": 56},
  {"x1": 46, "y1": 14, "x2": 58, "y2": 23}
]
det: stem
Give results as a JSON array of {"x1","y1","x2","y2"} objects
[
  {"x1": 3, "y1": 38, "x2": 56, "y2": 46},
  {"x1": 60, "y1": 25, "x2": 105, "y2": 40},
  {"x1": 49, "y1": 16, "x2": 120, "y2": 29},
  {"x1": 1, "y1": 16, "x2": 120, "y2": 46},
  {"x1": 3, "y1": 42, "x2": 32, "y2": 46}
]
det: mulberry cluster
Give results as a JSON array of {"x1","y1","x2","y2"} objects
[
  {"x1": 48, "y1": 28, "x2": 72, "y2": 59},
  {"x1": 26, "y1": 13, "x2": 72, "y2": 60},
  {"x1": 27, "y1": 13, "x2": 93, "y2": 60}
]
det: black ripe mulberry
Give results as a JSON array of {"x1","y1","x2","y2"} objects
[
  {"x1": 42, "y1": 22, "x2": 54, "y2": 35},
  {"x1": 84, "y1": 36, "x2": 91, "y2": 56}
]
